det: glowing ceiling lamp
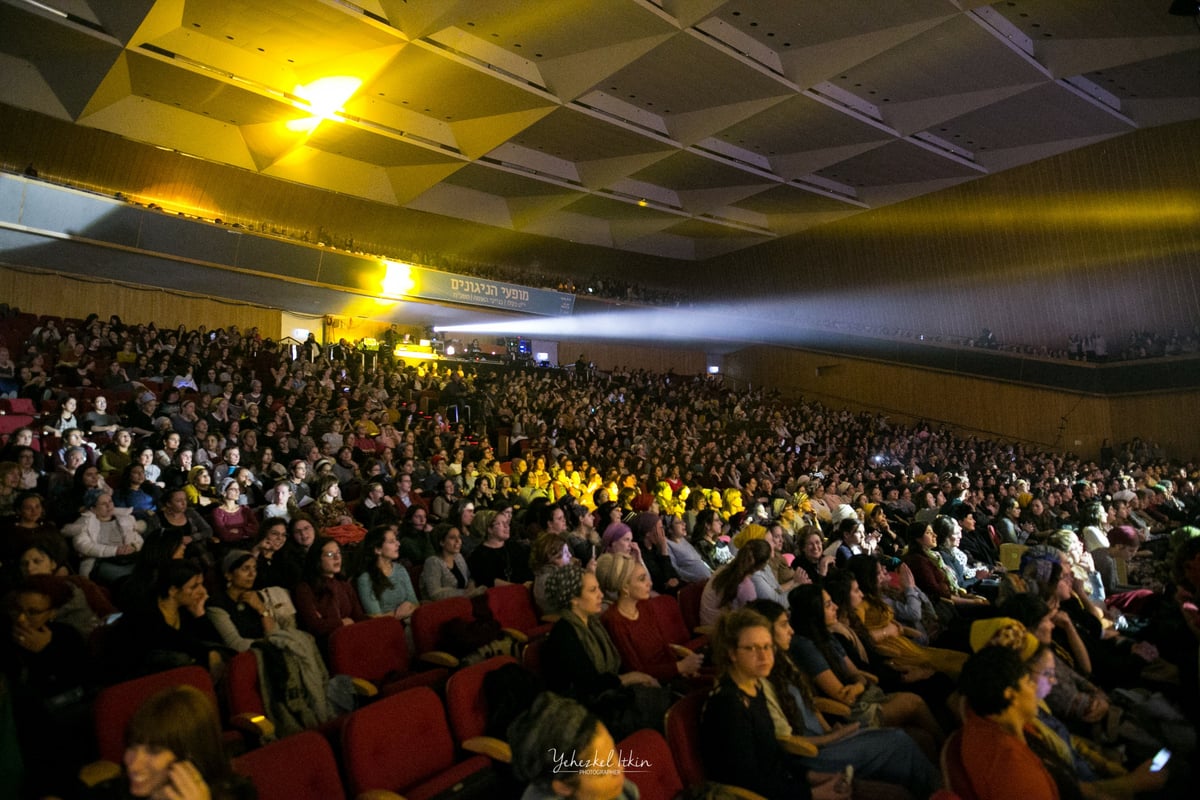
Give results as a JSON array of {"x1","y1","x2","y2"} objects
[
  {"x1": 380, "y1": 260, "x2": 416, "y2": 298},
  {"x1": 287, "y1": 76, "x2": 362, "y2": 132}
]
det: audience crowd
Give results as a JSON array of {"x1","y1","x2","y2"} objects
[{"x1": 2, "y1": 306, "x2": 1198, "y2": 800}]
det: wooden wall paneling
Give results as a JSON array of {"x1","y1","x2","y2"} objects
[
  {"x1": 0, "y1": 266, "x2": 281, "y2": 335},
  {"x1": 555, "y1": 339, "x2": 708, "y2": 376},
  {"x1": 723, "y1": 345, "x2": 1119, "y2": 456}
]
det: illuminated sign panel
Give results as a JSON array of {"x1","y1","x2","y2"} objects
[{"x1": 380, "y1": 260, "x2": 574, "y2": 317}]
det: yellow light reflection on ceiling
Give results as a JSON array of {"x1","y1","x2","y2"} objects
[
  {"x1": 381, "y1": 259, "x2": 416, "y2": 298},
  {"x1": 287, "y1": 77, "x2": 362, "y2": 132},
  {"x1": 857, "y1": 192, "x2": 1199, "y2": 231}
]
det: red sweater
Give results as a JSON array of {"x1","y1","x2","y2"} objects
[
  {"x1": 601, "y1": 601, "x2": 680, "y2": 682},
  {"x1": 294, "y1": 576, "x2": 366, "y2": 642}
]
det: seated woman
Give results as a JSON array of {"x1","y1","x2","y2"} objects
[
  {"x1": 3, "y1": 576, "x2": 92, "y2": 799},
  {"x1": 844, "y1": 554, "x2": 967, "y2": 680},
  {"x1": 597, "y1": 552, "x2": 704, "y2": 683},
  {"x1": 64, "y1": 488, "x2": 145, "y2": 584},
  {"x1": 210, "y1": 479, "x2": 259, "y2": 546},
  {"x1": 184, "y1": 465, "x2": 220, "y2": 510},
  {"x1": 699, "y1": 538, "x2": 772, "y2": 627},
  {"x1": 826, "y1": 517, "x2": 866, "y2": 570},
  {"x1": 98, "y1": 428, "x2": 136, "y2": 475},
  {"x1": 111, "y1": 462, "x2": 161, "y2": 520},
  {"x1": 421, "y1": 523, "x2": 482, "y2": 600},
  {"x1": 700, "y1": 607, "x2": 851, "y2": 800},
  {"x1": 206, "y1": 549, "x2": 281, "y2": 651},
  {"x1": 530, "y1": 530, "x2": 572, "y2": 614},
  {"x1": 691, "y1": 508, "x2": 734, "y2": 570},
  {"x1": 4, "y1": 490, "x2": 59, "y2": 553},
  {"x1": 467, "y1": 507, "x2": 522, "y2": 587},
  {"x1": 398, "y1": 504, "x2": 436, "y2": 564},
  {"x1": 788, "y1": 583, "x2": 944, "y2": 756},
  {"x1": 736, "y1": 524, "x2": 809, "y2": 605},
  {"x1": 354, "y1": 525, "x2": 419, "y2": 621},
  {"x1": 1022, "y1": 642, "x2": 1170, "y2": 799},
  {"x1": 309, "y1": 474, "x2": 362, "y2": 537},
  {"x1": 747, "y1": 599, "x2": 942, "y2": 798},
  {"x1": 958, "y1": 645, "x2": 1061, "y2": 800},
  {"x1": 121, "y1": 685, "x2": 255, "y2": 800},
  {"x1": 599, "y1": 521, "x2": 642, "y2": 564},
  {"x1": 155, "y1": 487, "x2": 215, "y2": 550},
  {"x1": 933, "y1": 514, "x2": 990, "y2": 590},
  {"x1": 541, "y1": 561, "x2": 672, "y2": 741},
  {"x1": 293, "y1": 536, "x2": 366, "y2": 653},
  {"x1": 902, "y1": 520, "x2": 989, "y2": 610},
  {"x1": 16, "y1": 535, "x2": 107, "y2": 635},
  {"x1": 261, "y1": 479, "x2": 293, "y2": 522},
  {"x1": 507, "y1": 692, "x2": 638, "y2": 800},
  {"x1": 250, "y1": 516, "x2": 292, "y2": 591},
  {"x1": 104, "y1": 559, "x2": 223, "y2": 682},
  {"x1": 795, "y1": 525, "x2": 836, "y2": 585}
]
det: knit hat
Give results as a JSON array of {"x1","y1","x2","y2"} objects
[
  {"x1": 969, "y1": 617, "x2": 1039, "y2": 661},
  {"x1": 221, "y1": 549, "x2": 254, "y2": 575},
  {"x1": 544, "y1": 562, "x2": 586, "y2": 613},
  {"x1": 732, "y1": 523, "x2": 768, "y2": 550},
  {"x1": 600, "y1": 522, "x2": 632, "y2": 552},
  {"x1": 594, "y1": 552, "x2": 637, "y2": 596}
]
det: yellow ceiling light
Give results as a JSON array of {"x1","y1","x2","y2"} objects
[
  {"x1": 287, "y1": 76, "x2": 362, "y2": 132},
  {"x1": 381, "y1": 260, "x2": 416, "y2": 298}
]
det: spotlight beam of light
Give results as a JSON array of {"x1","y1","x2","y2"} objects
[{"x1": 434, "y1": 300, "x2": 830, "y2": 349}]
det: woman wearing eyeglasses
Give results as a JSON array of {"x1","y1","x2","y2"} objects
[
  {"x1": 700, "y1": 607, "x2": 851, "y2": 800},
  {"x1": 294, "y1": 535, "x2": 365, "y2": 653}
]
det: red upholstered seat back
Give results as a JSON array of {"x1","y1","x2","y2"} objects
[
  {"x1": 225, "y1": 650, "x2": 266, "y2": 718},
  {"x1": 664, "y1": 691, "x2": 708, "y2": 788},
  {"x1": 485, "y1": 583, "x2": 541, "y2": 633},
  {"x1": 617, "y1": 729, "x2": 684, "y2": 800},
  {"x1": 941, "y1": 729, "x2": 980, "y2": 800},
  {"x1": 233, "y1": 730, "x2": 344, "y2": 800},
  {"x1": 329, "y1": 616, "x2": 410, "y2": 682},
  {"x1": 410, "y1": 596, "x2": 473, "y2": 656},
  {"x1": 444, "y1": 655, "x2": 518, "y2": 743},
  {"x1": 342, "y1": 686, "x2": 455, "y2": 796},
  {"x1": 93, "y1": 666, "x2": 218, "y2": 764}
]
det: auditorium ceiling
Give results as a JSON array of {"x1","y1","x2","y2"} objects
[{"x1": 0, "y1": 0, "x2": 1198, "y2": 264}]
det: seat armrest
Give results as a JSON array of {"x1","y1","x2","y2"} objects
[
  {"x1": 230, "y1": 711, "x2": 276, "y2": 741},
  {"x1": 500, "y1": 627, "x2": 529, "y2": 644},
  {"x1": 79, "y1": 759, "x2": 122, "y2": 787},
  {"x1": 462, "y1": 736, "x2": 512, "y2": 763},
  {"x1": 419, "y1": 651, "x2": 461, "y2": 668},
  {"x1": 358, "y1": 790, "x2": 407, "y2": 800},
  {"x1": 777, "y1": 735, "x2": 819, "y2": 758}
]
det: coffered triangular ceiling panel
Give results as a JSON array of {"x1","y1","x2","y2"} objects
[{"x1": 0, "y1": 0, "x2": 1196, "y2": 260}]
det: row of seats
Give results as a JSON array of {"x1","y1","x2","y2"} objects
[{"x1": 90, "y1": 658, "x2": 685, "y2": 800}]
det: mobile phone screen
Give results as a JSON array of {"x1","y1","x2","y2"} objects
[{"x1": 1150, "y1": 748, "x2": 1171, "y2": 772}]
